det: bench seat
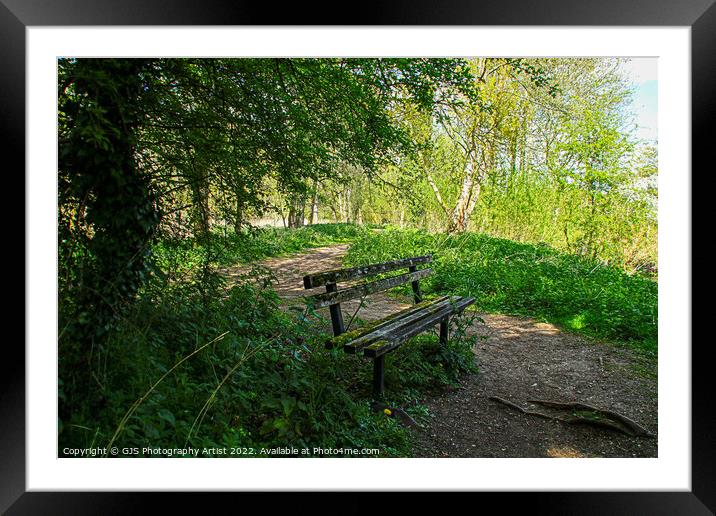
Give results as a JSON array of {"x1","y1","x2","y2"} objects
[{"x1": 327, "y1": 295, "x2": 475, "y2": 357}]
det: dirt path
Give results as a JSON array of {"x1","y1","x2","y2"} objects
[
  {"x1": 221, "y1": 244, "x2": 413, "y2": 323},
  {"x1": 413, "y1": 315, "x2": 657, "y2": 458},
  {"x1": 224, "y1": 244, "x2": 657, "y2": 458}
]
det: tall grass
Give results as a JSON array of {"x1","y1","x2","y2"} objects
[{"x1": 345, "y1": 227, "x2": 657, "y2": 352}]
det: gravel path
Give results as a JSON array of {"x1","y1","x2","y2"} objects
[{"x1": 223, "y1": 244, "x2": 658, "y2": 458}]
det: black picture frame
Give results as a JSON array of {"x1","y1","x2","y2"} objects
[{"x1": 4, "y1": 0, "x2": 712, "y2": 513}]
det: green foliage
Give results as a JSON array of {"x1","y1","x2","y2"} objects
[
  {"x1": 58, "y1": 247, "x2": 476, "y2": 457},
  {"x1": 345, "y1": 227, "x2": 657, "y2": 352},
  {"x1": 57, "y1": 57, "x2": 477, "y2": 421},
  {"x1": 322, "y1": 58, "x2": 656, "y2": 272},
  {"x1": 468, "y1": 171, "x2": 657, "y2": 270},
  {"x1": 129, "y1": 57, "x2": 475, "y2": 237},
  {"x1": 59, "y1": 264, "x2": 403, "y2": 456},
  {"x1": 214, "y1": 223, "x2": 371, "y2": 263},
  {"x1": 384, "y1": 323, "x2": 479, "y2": 401}
]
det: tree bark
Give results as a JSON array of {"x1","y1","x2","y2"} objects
[
  {"x1": 234, "y1": 189, "x2": 244, "y2": 235},
  {"x1": 297, "y1": 193, "x2": 306, "y2": 227},
  {"x1": 447, "y1": 157, "x2": 482, "y2": 233},
  {"x1": 337, "y1": 191, "x2": 345, "y2": 223},
  {"x1": 425, "y1": 169, "x2": 450, "y2": 219},
  {"x1": 287, "y1": 193, "x2": 307, "y2": 228},
  {"x1": 344, "y1": 188, "x2": 351, "y2": 223},
  {"x1": 308, "y1": 179, "x2": 319, "y2": 224},
  {"x1": 190, "y1": 170, "x2": 211, "y2": 240}
]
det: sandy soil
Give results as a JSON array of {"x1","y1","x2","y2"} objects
[{"x1": 222, "y1": 244, "x2": 657, "y2": 458}]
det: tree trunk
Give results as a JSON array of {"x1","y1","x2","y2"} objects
[
  {"x1": 447, "y1": 158, "x2": 482, "y2": 233},
  {"x1": 297, "y1": 194, "x2": 306, "y2": 227},
  {"x1": 328, "y1": 203, "x2": 340, "y2": 223},
  {"x1": 190, "y1": 172, "x2": 211, "y2": 240},
  {"x1": 234, "y1": 195, "x2": 243, "y2": 235},
  {"x1": 344, "y1": 188, "x2": 351, "y2": 223},
  {"x1": 308, "y1": 179, "x2": 319, "y2": 224},
  {"x1": 337, "y1": 191, "x2": 345, "y2": 223},
  {"x1": 287, "y1": 199, "x2": 297, "y2": 228},
  {"x1": 287, "y1": 193, "x2": 307, "y2": 228}
]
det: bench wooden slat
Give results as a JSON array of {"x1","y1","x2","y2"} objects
[
  {"x1": 303, "y1": 255, "x2": 432, "y2": 289},
  {"x1": 363, "y1": 297, "x2": 475, "y2": 357},
  {"x1": 326, "y1": 296, "x2": 450, "y2": 350},
  {"x1": 305, "y1": 268, "x2": 432, "y2": 308},
  {"x1": 341, "y1": 296, "x2": 458, "y2": 353}
]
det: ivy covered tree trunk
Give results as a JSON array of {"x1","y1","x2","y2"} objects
[{"x1": 58, "y1": 58, "x2": 159, "y2": 421}]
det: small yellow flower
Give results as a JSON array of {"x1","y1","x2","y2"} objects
[{"x1": 383, "y1": 408, "x2": 392, "y2": 416}]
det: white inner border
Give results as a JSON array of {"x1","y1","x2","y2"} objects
[{"x1": 27, "y1": 27, "x2": 691, "y2": 491}]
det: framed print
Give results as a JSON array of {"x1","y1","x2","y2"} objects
[{"x1": 4, "y1": 0, "x2": 713, "y2": 513}]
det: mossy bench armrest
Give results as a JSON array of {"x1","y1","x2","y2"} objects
[{"x1": 302, "y1": 255, "x2": 474, "y2": 398}]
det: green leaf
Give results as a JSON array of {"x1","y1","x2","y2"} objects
[{"x1": 158, "y1": 409, "x2": 176, "y2": 427}]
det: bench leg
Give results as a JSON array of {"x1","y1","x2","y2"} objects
[
  {"x1": 408, "y1": 265, "x2": 423, "y2": 303},
  {"x1": 325, "y1": 282, "x2": 345, "y2": 336},
  {"x1": 439, "y1": 317, "x2": 449, "y2": 347},
  {"x1": 372, "y1": 355, "x2": 385, "y2": 399}
]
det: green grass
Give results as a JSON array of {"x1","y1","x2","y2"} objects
[
  {"x1": 344, "y1": 226, "x2": 657, "y2": 353},
  {"x1": 60, "y1": 268, "x2": 413, "y2": 457}
]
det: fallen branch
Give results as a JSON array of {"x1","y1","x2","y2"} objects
[
  {"x1": 489, "y1": 396, "x2": 655, "y2": 438},
  {"x1": 529, "y1": 399, "x2": 655, "y2": 438}
]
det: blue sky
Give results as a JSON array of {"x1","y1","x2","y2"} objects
[{"x1": 619, "y1": 58, "x2": 658, "y2": 144}]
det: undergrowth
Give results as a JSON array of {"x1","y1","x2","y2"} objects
[{"x1": 59, "y1": 225, "x2": 475, "y2": 457}]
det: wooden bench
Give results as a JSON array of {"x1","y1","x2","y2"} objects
[{"x1": 302, "y1": 255, "x2": 475, "y2": 399}]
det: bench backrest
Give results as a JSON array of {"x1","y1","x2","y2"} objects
[{"x1": 303, "y1": 255, "x2": 432, "y2": 336}]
